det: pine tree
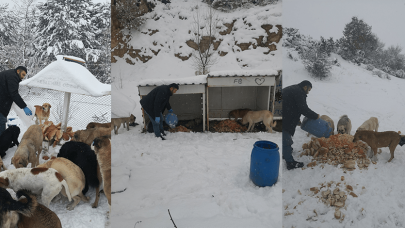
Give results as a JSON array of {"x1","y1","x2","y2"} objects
[{"x1": 339, "y1": 17, "x2": 378, "y2": 62}]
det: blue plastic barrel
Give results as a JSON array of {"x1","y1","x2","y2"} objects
[
  {"x1": 165, "y1": 113, "x2": 178, "y2": 129},
  {"x1": 301, "y1": 117, "x2": 333, "y2": 138},
  {"x1": 250, "y1": 141, "x2": 280, "y2": 187}
]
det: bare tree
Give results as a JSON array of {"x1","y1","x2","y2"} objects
[{"x1": 191, "y1": 5, "x2": 219, "y2": 75}]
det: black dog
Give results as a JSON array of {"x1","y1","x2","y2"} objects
[
  {"x1": 0, "y1": 187, "x2": 35, "y2": 227},
  {"x1": 0, "y1": 125, "x2": 20, "y2": 158},
  {"x1": 58, "y1": 141, "x2": 99, "y2": 196}
]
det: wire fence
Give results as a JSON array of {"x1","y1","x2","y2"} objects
[{"x1": 9, "y1": 86, "x2": 111, "y2": 131}]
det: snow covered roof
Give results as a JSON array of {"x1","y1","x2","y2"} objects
[
  {"x1": 207, "y1": 70, "x2": 279, "y2": 77},
  {"x1": 137, "y1": 75, "x2": 207, "y2": 87},
  {"x1": 20, "y1": 55, "x2": 111, "y2": 96}
]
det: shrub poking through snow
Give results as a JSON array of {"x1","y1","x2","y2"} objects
[
  {"x1": 372, "y1": 69, "x2": 383, "y2": 78},
  {"x1": 366, "y1": 64, "x2": 375, "y2": 71},
  {"x1": 301, "y1": 134, "x2": 372, "y2": 170},
  {"x1": 300, "y1": 47, "x2": 332, "y2": 79}
]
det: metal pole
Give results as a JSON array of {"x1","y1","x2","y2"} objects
[
  {"x1": 206, "y1": 86, "x2": 209, "y2": 131},
  {"x1": 202, "y1": 92, "x2": 206, "y2": 132},
  {"x1": 61, "y1": 92, "x2": 71, "y2": 132}
]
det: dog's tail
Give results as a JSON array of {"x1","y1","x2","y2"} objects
[
  {"x1": 61, "y1": 179, "x2": 72, "y2": 202},
  {"x1": 11, "y1": 189, "x2": 38, "y2": 217},
  {"x1": 271, "y1": 121, "x2": 277, "y2": 128}
]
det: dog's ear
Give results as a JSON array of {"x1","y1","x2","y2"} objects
[
  {"x1": 0, "y1": 177, "x2": 9, "y2": 187},
  {"x1": 22, "y1": 159, "x2": 28, "y2": 167},
  {"x1": 49, "y1": 104, "x2": 52, "y2": 108}
]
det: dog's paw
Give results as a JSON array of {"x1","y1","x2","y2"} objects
[{"x1": 66, "y1": 204, "x2": 75, "y2": 211}]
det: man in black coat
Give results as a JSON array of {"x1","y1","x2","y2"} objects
[
  {"x1": 0, "y1": 66, "x2": 33, "y2": 136},
  {"x1": 282, "y1": 80, "x2": 319, "y2": 170},
  {"x1": 140, "y1": 83, "x2": 179, "y2": 140}
]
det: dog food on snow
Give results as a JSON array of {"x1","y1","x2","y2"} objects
[
  {"x1": 301, "y1": 134, "x2": 372, "y2": 170},
  {"x1": 213, "y1": 119, "x2": 247, "y2": 133}
]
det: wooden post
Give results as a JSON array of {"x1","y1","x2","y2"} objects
[
  {"x1": 61, "y1": 92, "x2": 71, "y2": 132},
  {"x1": 271, "y1": 80, "x2": 276, "y2": 113},
  {"x1": 202, "y1": 92, "x2": 206, "y2": 132},
  {"x1": 206, "y1": 86, "x2": 209, "y2": 131}
]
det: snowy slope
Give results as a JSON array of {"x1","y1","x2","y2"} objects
[
  {"x1": 111, "y1": 125, "x2": 282, "y2": 228},
  {"x1": 111, "y1": 0, "x2": 282, "y2": 119},
  {"x1": 1, "y1": 125, "x2": 109, "y2": 228},
  {"x1": 283, "y1": 50, "x2": 405, "y2": 227}
]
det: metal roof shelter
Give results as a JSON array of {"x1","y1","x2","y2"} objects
[
  {"x1": 138, "y1": 75, "x2": 207, "y2": 132},
  {"x1": 206, "y1": 70, "x2": 281, "y2": 130},
  {"x1": 20, "y1": 55, "x2": 111, "y2": 131}
]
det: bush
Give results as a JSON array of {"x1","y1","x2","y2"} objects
[
  {"x1": 386, "y1": 74, "x2": 391, "y2": 80},
  {"x1": 396, "y1": 69, "x2": 405, "y2": 78},
  {"x1": 366, "y1": 64, "x2": 375, "y2": 71},
  {"x1": 372, "y1": 69, "x2": 382, "y2": 78},
  {"x1": 300, "y1": 48, "x2": 332, "y2": 79}
]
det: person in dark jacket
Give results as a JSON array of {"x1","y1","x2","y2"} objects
[
  {"x1": 282, "y1": 80, "x2": 319, "y2": 170},
  {"x1": 0, "y1": 66, "x2": 33, "y2": 136},
  {"x1": 140, "y1": 83, "x2": 179, "y2": 140}
]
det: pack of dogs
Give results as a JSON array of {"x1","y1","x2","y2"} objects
[
  {"x1": 306, "y1": 114, "x2": 405, "y2": 163},
  {"x1": 0, "y1": 103, "x2": 123, "y2": 227}
]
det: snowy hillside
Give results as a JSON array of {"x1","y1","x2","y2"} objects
[
  {"x1": 111, "y1": 0, "x2": 282, "y2": 119},
  {"x1": 283, "y1": 49, "x2": 405, "y2": 227}
]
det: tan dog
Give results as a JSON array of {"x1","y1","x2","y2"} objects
[
  {"x1": 37, "y1": 157, "x2": 89, "y2": 210},
  {"x1": 86, "y1": 122, "x2": 112, "y2": 129},
  {"x1": 353, "y1": 130, "x2": 402, "y2": 162},
  {"x1": 91, "y1": 136, "x2": 111, "y2": 211},
  {"x1": 307, "y1": 115, "x2": 335, "y2": 137},
  {"x1": 72, "y1": 127, "x2": 111, "y2": 146},
  {"x1": 357, "y1": 117, "x2": 379, "y2": 132},
  {"x1": 34, "y1": 103, "x2": 51, "y2": 125},
  {"x1": 337, "y1": 115, "x2": 352, "y2": 135},
  {"x1": 0, "y1": 157, "x2": 6, "y2": 171},
  {"x1": 3, "y1": 189, "x2": 62, "y2": 228},
  {"x1": 228, "y1": 109, "x2": 252, "y2": 121},
  {"x1": 11, "y1": 125, "x2": 43, "y2": 168},
  {"x1": 112, "y1": 114, "x2": 135, "y2": 135},
  {"x1": 242, "y1": 110, "x2": 276, "y2": 133}
]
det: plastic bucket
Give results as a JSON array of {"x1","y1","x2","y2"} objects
[
  {"x1": 165, "y1": 113, "x2": 178, "y2": 129},
  {"x1": 301, "y1": 117, "x2": 333, "y2": 138},
  {"x1": 250, "y1": 141, "x2": 280, "y2": 187}
]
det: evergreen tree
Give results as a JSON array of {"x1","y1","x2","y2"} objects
[{"x1": 340, "y1": 17, "x2": 378, "y2": 62}]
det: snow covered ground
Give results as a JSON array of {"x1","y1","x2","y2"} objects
[
  {"x1": 283, "y1": 50, "x2": 405, "y2": 227},
  {"x1": 111, "y1": 125, "x2": 281, "y2": 228},
  {"x1": 1, "y1": 124, "x2": 110, "y2": 228}
]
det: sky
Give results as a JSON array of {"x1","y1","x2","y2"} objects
[{"x1": 284, "y1": 0, "x2": 405, "y2": 53}]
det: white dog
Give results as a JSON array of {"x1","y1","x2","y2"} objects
[
  {"x1": 357, "y1": 117, "x2": 379, "y2": 132},
  {"x1": 0, "y1": 167, "x2": 71, "y2": 207},
  {"x1": 242, "y1": 110, "x2": 277, "y2": 133}
]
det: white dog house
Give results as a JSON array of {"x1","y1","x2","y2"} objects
[
  {"x1": 138, "y1": 75, "x2": 207, "y2": 131},
  {"x1": 206, "y1": 70, "x2": 280, "y2": 130},
  {"x1": 20, "y1": 55, "x2": 111, "y2": 131}
]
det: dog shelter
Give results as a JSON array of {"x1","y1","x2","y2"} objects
[
  {"x1": 206, "y1": 70, "x2": 281, "y2": 130},
  {"x1": 138, "y1": 75, "x2": 207, "y2": 131},
  {"x1": 18, "y1": 55, "x2": 111, "y2": 131}
]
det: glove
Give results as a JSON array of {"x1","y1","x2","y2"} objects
[
  {"x1": 168, "y1": 109, "x2": 173, "y2": 113},
  {"x1": 155, "y1": 117, "x2": 160, "y2": 123},
  {"x1": 23, "y1": 107, "x2": 32, "y2": 116}
]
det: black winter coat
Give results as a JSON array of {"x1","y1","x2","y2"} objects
[
  {"x1": 0, "y1": 69, "x2": 27, "y2": 117},
  {"x1": 282, "y1": 83, "x2": 318, "y2": 136},
  {"x1": 140, "y1": 85, "x2": 172, "y2": 119}
]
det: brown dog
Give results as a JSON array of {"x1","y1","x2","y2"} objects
[
  {"x1": 11, "y1": 125, "x2": 43, "y2": 168},
  {"x1": 86, "y1": 122, "x2": 112, "y2": 130},
  {"x1": 34, "y1": 103, "x2": 51, "y2": 125},
  {"x1": 0, "y1": 157, "x2": 6, "y2": 171},
  {"x1": 5, "y1": 189, "x2": 62, "y2": 228},
  {"x1": 353, "y1": 130, "x2": 402, "y2": 162},
  {"x1": 228, "y1": 109, "x2": 252, "y2": 121},
  {"x1": 37, "y1": 157, "x2": 89, "y2": 210},
  {"x1": 242, "y1": 110, "x2": 276, "y2": 133},
  {"x1": 91, "y1": 136, "x2": 111, "y2": 211},
  {"x1": 72, "y1": 127, "x2": 111, "y2": 146},
  {"x1": 111, "y1": 114, "x2": 135, "y2": 135}
]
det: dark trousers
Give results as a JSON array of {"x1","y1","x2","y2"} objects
[
  {"x1": 0, "y1": 112, "x2": 6, "y2": 136},
  {"x1": 145, "y1": 111, "x2": 164, "y2": 137},
  {"x1": 282, "y1": 130, "x2": 295, "y2": 162}
]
